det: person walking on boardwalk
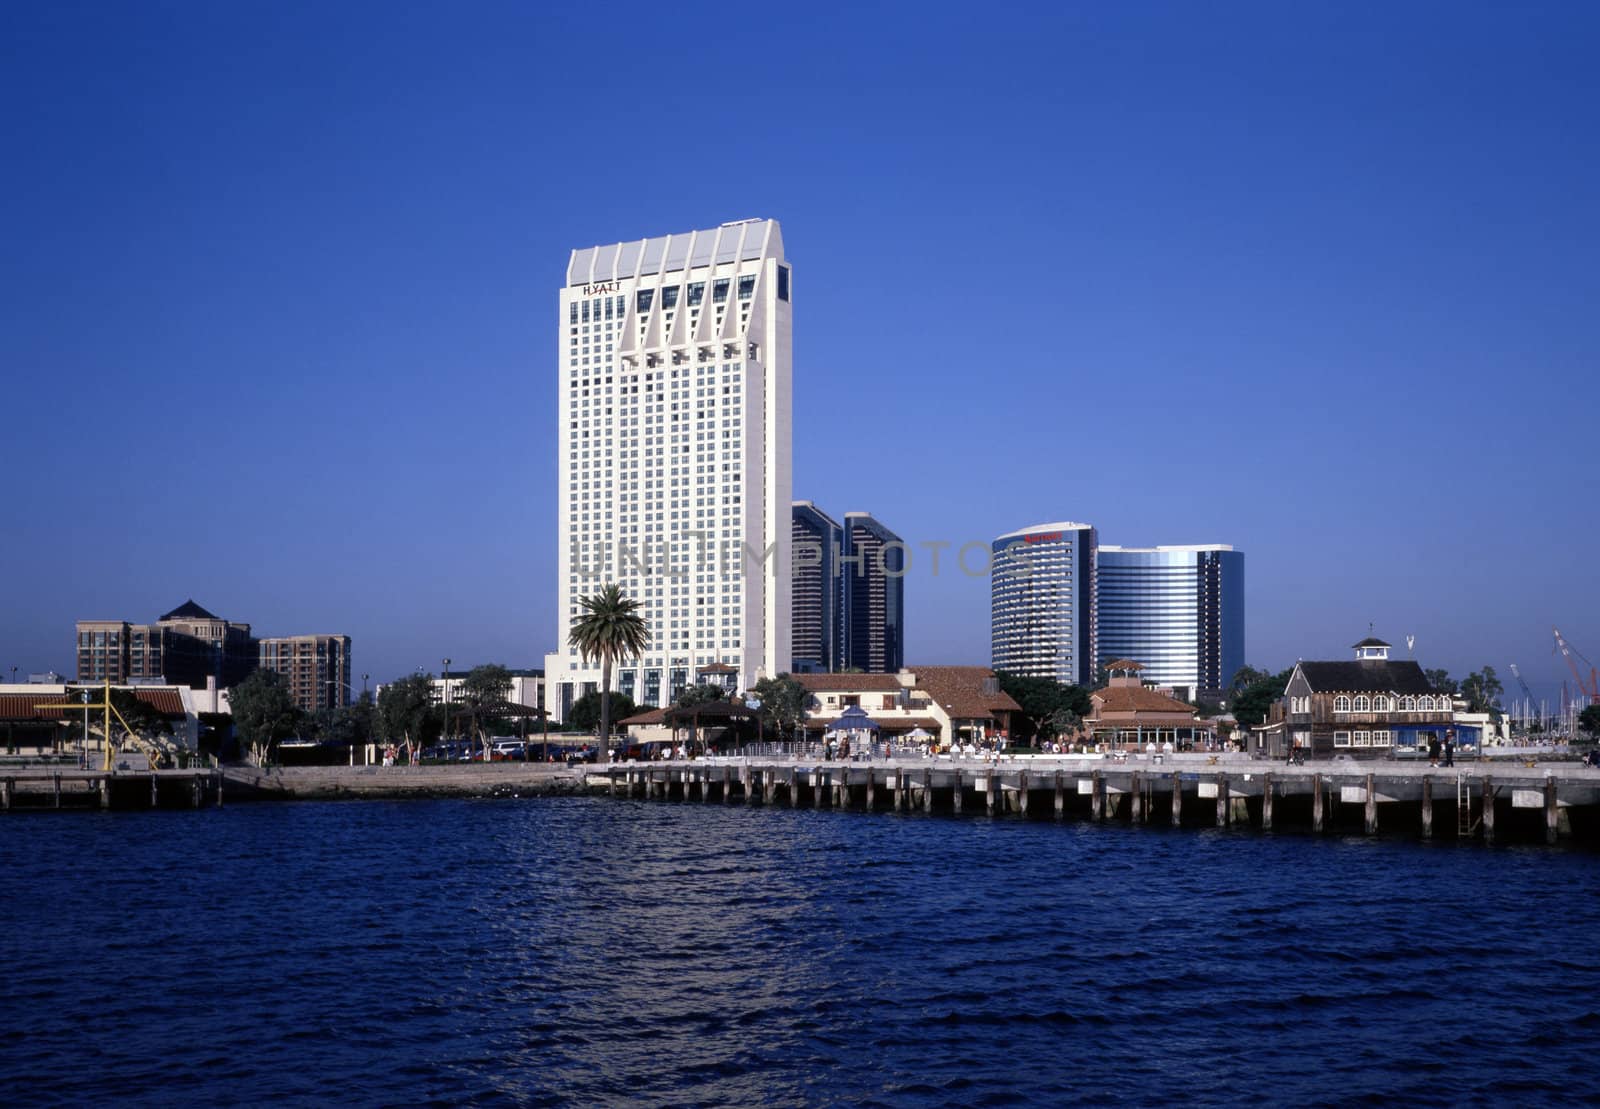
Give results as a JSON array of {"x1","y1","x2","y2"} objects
[
  {"x1": 1442, "y1": 731, "x2": 1455, "y2": 767},
  {"x1": 1428, "y1": 734, "x2": 1441, "y2": 767}
]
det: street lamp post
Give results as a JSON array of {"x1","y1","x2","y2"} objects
[{"x1": 442, "y1": 658, "x2": 452, "y2": 746}]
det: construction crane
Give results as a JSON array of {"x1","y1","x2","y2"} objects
[
  {"x1": 1553, "y1": 627, "x2": 1600, "y2": 707},
  {"x1": 1509, "y1": 663, "x2": 1538, "y2": 722}
]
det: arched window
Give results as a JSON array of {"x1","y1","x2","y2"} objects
[
  {"x1": 1372, "y1": 695, "x2": 1390, "y2": 712},
  {"x1": 1418, "y1": 695, "x2": 1434, "y2": 711},
  {"x1": 1402, "y1": 696, "x2": 1416, "y2": 711},
  {"x1": 1334, "y1": 695, "x2": 1351, "y2": 713},
  {"x1": 1354, "y1": 695, "x2": 1371, "y2": 712}
]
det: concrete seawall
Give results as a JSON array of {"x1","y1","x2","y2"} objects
[{"x1": 222, "y1": 764, "x2": 590, "y2": 802}]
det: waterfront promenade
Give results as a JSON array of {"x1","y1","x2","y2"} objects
[
  {"x1": 595, "y1": 751, "x2": 1600, "y2": 844},
  {"x1": 4, "y1": 753, "x2": 1598, "y2": 843}
]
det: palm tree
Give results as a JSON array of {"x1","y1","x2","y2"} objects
[{"x1": 568, "y1": 583, "x2": 650, "y2": 764}]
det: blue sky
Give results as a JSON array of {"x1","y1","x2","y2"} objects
[{"x1": 2, "y1": 2, "x2": 1596, "y2": 705}]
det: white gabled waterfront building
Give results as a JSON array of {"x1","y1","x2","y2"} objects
[
  {"x1": 544, "y1": 219, "x2": 793, "y2": 722},
  {"x1": 990, "y1": 522, "x2": 1098, "y2": 686}
]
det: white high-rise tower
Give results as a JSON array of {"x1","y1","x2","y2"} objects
[{"x1": 545, "y1": 219, "x2": 792, "y2": 721}]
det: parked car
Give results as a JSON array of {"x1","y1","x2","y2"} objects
[{"x1": 491, "y1": 740, "x2": 526, "y2": 761}]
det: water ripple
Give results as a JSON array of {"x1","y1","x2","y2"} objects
[{"x1": 1, "y1": 798, "x2": 1598, "y2": 1104}]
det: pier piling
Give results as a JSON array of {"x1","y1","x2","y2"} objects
[
  {"x1": 1483, "y1": 775, "x2": 1495, "y2": 844},
  {"x1": 1546, "y1": 777, "x2": 1559, "y2": 844},
  {"x1": 1365, "y1": 773, "x2": 1378, "y2": 836},
  {"x1": 1421, "y1": 776, "x2": 1433, "y2": 839}
]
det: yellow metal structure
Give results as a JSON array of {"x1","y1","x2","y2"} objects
[{"x1": 36, "y1": 680, "x2": 159, "y2": 771}]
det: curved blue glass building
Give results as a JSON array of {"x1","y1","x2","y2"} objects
[{"x1": 1096, "y1": 545, "x2": 1244, "y2": 700}]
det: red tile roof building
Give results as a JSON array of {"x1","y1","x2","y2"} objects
[
  {"x1": 793, "y1": 667, "x2": 1019, "y2": 747},
  {"x1": 1085, "y1": 662, "x2": 1214, "y2": 749}
]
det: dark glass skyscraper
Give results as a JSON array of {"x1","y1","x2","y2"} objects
[
  {"x1": 791, "y1": 501, "x2": 843, "y2": 673},
  {"x1": 842, "y1": 512, "x2": 904, "y2": 673}
]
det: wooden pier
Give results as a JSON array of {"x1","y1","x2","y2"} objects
[
  {"x1": 0, "y1": 767, "x2": 224, "y2": 811},
  {"x1": 594, "y1": 755, "x2": 1600, "y2": 845}
]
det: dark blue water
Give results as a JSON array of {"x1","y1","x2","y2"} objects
[{"x1": 3, "y1": 798, "x2": 1598, "y2": 1106}]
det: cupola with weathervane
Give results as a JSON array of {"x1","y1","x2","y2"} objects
[{"x1": 1353, "y1": 636, "x2": 1391, "y2": 661}]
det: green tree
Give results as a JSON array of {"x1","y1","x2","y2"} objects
[
  {"x1": 1425, "y1": 668, "x2": 1458, "y2": 695},
  {"x1": 1231, "y1": 667, "x2": 1294, "y2": 728},
  {"x1": 1460, "y1": 667, "x2": 1504, "y2": 716},
  {"x1": 107, "y1": 688, "x2": 171, "y2": 740},
  {"x1": 752, "y1": 674, "x2": 808, "y2": 742},
  {"x1": 308, "y1": 706, "x2": 342, "y2": 742},
  {"x1": 1041, "y1": 705, "x2": 1084, "y2": 742},
  {"x1": 102, "y1": 688, "x2": 180, "y2": 765},
  {"x1": 569, "y1": 692, "x2": 637, "y2": 736},
  {"x1": 673, "y1": 684, "x2": 725, "y2": 709},
  {"x1": 307, "y1": 695, "x2": 377, "y2": 759},
  {"x1": 345, "y1": 693, "x2": 376, "y2": 751},
  {"x1": 995, "y1": 672, "x2": 1091, "y2": 742},
  {"x1": 458, "y1": 664, "x2": 515, "y2": 761},
  {"x1": 568, "y1": 584, "x2": 651, "y2": 764},
  {"x1": 230, "y1": 669, "x2": 302, "y2": 766},
  {"x1": 1228, "y1": 666, "x2": 1274, "y2": 696},
  {"x1": 377, "y1": 673, "x2": 440, "y2": 765},
  {"x1": 1579, "y1": 704, "x2": 1600, "y2": 740}
]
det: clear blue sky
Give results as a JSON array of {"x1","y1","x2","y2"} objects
[{"x1": 3, "y1": 2, "x2": 1596, "y2": 705}]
